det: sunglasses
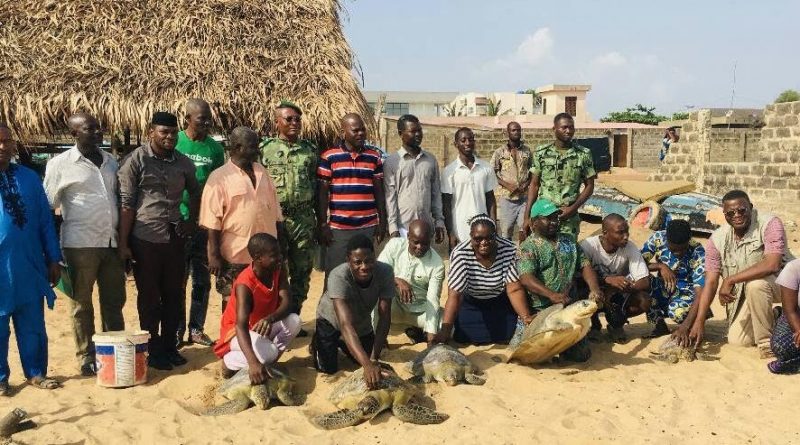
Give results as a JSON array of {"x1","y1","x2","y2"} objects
[
  {"x1": 724, "y1": 207, "x2": 748, "y2": 218},
  {"x1": 471, "y1": 235, "x2": 495, "y2": 244},
  {"x1": 281, "y1": 116, "x2": 302, "y2": 123}
]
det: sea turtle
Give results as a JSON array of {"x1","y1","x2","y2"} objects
[
  {"x1": 649, "y1": 336, "x2": 710, "y2": 363},
  {"x1": 310, "y1": 365, "x2": 448, "y2": 430},
  {"x1": 508, "y1": 299, "x2": 598, "y2": 365},
  {"x1": 406, "y1": 344, "x2": 485, "y2": 386},
  {"x1": 204, "y1": 366, "x2": 302, "y2": 416}
]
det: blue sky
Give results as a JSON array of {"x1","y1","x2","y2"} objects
[{"x1": 341, "y1": 0, "x2": 800, "y2": 118}]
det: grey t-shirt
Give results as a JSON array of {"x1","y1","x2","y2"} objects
[{"x1": 316, "y1": 261, "x2": 395, "y2": 336}]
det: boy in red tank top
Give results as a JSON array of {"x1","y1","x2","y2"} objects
[{"x1": 214, "y1": 233, "x2": 300, "y2": 384}]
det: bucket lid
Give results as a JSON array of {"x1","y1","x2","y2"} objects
[{"x1": 92, "y1": 330, "x2": 150, "y2": 343}]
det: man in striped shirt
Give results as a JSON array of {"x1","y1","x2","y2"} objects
[{"x1": 317, "y1": 114, "x2": 388, "y2": 274}]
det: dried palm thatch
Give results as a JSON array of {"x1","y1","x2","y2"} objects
[{"x1": 0, "y1": 0, "x2": 373, "y2": 144}]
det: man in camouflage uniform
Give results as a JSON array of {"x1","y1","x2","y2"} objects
[
  {"x1": 522, "y1": 113, "x2": 597, "y2": 240},
  {"x1": 260, "y1": 101, "x2": 318, "y2": 335}
]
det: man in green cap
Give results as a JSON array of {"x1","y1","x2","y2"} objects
[
  {"x1": 522, "y1": 113, "x2": 596, "y2": 240},
  {"x1": 514, "y1": 198, "x2": 603, "y2": 362},
  {"x1": 260, "y1": 101, "x2": 319, "y2": 336}
]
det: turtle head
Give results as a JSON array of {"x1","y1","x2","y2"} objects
[
  {"x1": 251, "y1": 385, "x2": 270, "y2": 410},
  {"x1": 565, "y1": 299, "x2": 598, "y2": 319},
  {"x1": 441, "y1": 369, "x2": 460, "y2": 386}
]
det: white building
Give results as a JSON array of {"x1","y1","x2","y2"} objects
[{"x1": 363, "y1": 91, "x2": 459, "y2": 117}]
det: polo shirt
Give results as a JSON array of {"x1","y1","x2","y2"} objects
[{"x1": 317, "y1": 145, "x2": 384, "y2": 230}]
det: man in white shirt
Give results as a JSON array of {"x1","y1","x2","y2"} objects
[
  {"x1": 442, "y1": 127, "x2": 497, "y2": 250},
  {"x1": 44, "y1": 113, "x2": 125, "y2": 376},
  {"x1": 579, "y1": 213, "x2": 650, "y2": 343}
]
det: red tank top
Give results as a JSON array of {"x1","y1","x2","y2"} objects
[{"x1": 214, "y1": 265, "x2": 281, "y2": 358}]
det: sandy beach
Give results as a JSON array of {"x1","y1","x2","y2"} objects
[{"x1": 1, "y1": 218, "x2": 799, "y2": 445}]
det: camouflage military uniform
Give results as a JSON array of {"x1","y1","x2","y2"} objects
[
  {"x1": 530, "y1": 142, "x2": 597, "y2": 238},
  {"x1": 260, "y1": 136, "x2": 318, "y2": 314}
]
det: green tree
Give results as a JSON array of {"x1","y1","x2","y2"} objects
[
  {"x1": 486, "y1": 97, "x2": 504, "y2": 116},
  {"x1": 600, "y1": 104, "x2": 669, "y2": 125},
  {"x1": 523, "y1": 88, "x2": 542, "y2": 107},
  {"x1": 775, "y1": 89, "x2": 800, "y2": 103},
  {"x1": 671, "y1": 111, "x2": 689, "y2": 120}
]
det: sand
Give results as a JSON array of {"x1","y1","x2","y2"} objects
[{"x1": 2, "y1": 220, "x2": 800, "y2": 445}]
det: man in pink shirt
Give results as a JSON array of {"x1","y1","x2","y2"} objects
[
  {"x1": 200, "y1": 127, "x2": 284, "y2": 311},
  {"x1": 689, "y1": 190, "x2": 789, "y2": 357}
]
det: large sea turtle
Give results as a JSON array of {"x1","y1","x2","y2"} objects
[
  {"x1": 508, "y1": 299, "x2": 598, "y2": 365},
  {"x1": 406, "y1": 344, "x2": 485, "y2": 386},
  {"x1": 649, "y1": 336, "x2": 710, "y2": 363},
  {"x1": 310, "y1": 365, "x2": 448, "y2": 430},
  {"x1": 204, "y1": 366, "x2": 302, "y2": 416}
]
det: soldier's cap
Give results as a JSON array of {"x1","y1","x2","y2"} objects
[
  {"x1": 276, "y1": 100, "x2": 302, "y2": 116},
  {"x1": 530, "y1": 199, "x2": 561, "y2": 218}
]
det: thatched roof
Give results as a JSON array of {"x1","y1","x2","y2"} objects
[{"x1": 0, "y1": 0, "x2": 373, "y2": 143}]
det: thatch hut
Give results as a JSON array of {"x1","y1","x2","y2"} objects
[{"x1": 0, "y1": 0, "x2": 373, "y2": 145}]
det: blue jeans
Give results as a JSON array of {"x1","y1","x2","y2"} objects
[
  {"x1": 0, "y1": 299, "x2": 48, "y2": 382},
  {"x1": 178, "y1": 229, "x2": 211, "y2": 339}
]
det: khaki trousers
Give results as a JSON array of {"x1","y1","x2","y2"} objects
[
  {"x1": 727, "y1": 277, "x2": 781, "y2": 348},
  {"x1": 63, "y1": 248, "x2": 126, "y2": 365}
]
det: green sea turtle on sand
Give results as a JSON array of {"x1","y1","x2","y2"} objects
[
  {"x1": 406, "y1": 344, "x2": 485, "y2": 386},
  {"x1": 311, "y1": 365, "x2": 448, "y2": 430},
  {"x1": 650, "y1": 336, "x2": 711, "y2": 364},
  {"x1": 204, "y1": 367, "x2": 302, "y2": 416},
  {"x1": 508, "y1": 300, "x2": 598, "y2": 365}
]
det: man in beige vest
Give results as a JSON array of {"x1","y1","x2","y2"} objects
[{"x1": 689, "y1": 190, "x2": 788, "y2": 358}]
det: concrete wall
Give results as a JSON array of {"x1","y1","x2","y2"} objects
[
  {"x1": 650, "y1": 104, "x2": 800, "y2": 210},
  {"x1": 381, "y1": 117, "x2": 608, "y2": 167},
  {"x1": 629, "y1": 128, "x2": 665, "y2": 171}
]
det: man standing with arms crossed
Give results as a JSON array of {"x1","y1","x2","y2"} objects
[
  {"x1": 490, "y1": 121, "x2": 531, "y2": 240},
  {"x1": 260, "y1": 101, "x2": 319, "y2": 336}
]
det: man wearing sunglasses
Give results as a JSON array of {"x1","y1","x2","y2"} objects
[
  {"x1": 260, "y1": 101, "x2": 320, "y2": 336},
  {"x1": 689, "y1": 190, "x2": 790, "y2": 358}
]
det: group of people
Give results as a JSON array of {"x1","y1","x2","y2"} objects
[{"x1": 0, "y1": 102, "x2": 798, "y2": 398}]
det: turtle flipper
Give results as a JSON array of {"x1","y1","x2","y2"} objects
[
  {"x1": 311, "y1": 409, "x2": 364, "y2": 430},
  {"x1": 276, "y1": 389, "x2": 304, "y2": 406},
  {"x1": 464, "y1": 373, "x2": 486, "y2": 385},
  {"x1": 203, "y1": 397, "x2": 252, "y2": 416},
  {"x1": 392, "y1": 402, "x2": 448, "y2": 425}
]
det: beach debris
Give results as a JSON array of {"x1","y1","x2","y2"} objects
[
  {"x1": 650, "y1": 336, "x2": 710, "y2": 364},
  {"x1": 508, "y1": 300, "x2": 598, "y2": 365},
  {"x1": 0, "y1": 408, "x2": 34, "y2": 444},
  {"x1": 311, "y1": 364, "x2": 448, "y2": 430},
  {"x1": 204, "y1": 366, "x2": 303, "y2": 416},
  {"x1": 406, "y1": 344, "x2": 485, "y2": 386}
]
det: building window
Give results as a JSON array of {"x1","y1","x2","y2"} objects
[
  {"x1": 367, "y1": 102, "x2": 376, "y2": 115},
  {"x1": 543, "y1": 98, "x2": 548, "y2": 115},
  {"x1": 565, "y1": 96, "x2": 577, "y2": 117},
  {"x1": 385, "y1": 102, "x2": 409, "y2": 116}
]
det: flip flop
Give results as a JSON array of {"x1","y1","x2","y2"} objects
[{"x1": 28, "y1": 376, "x2": 61, "y2": 390}]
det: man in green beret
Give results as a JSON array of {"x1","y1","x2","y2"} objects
[{"x1": 260, "y1": 101, "x2": 319, "y2": 336}]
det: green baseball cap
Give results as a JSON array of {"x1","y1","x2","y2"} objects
[
  {"x1": 277, "y1": 100, "x2": 302, "y2": 115},
  {"x1": 530, "y1": 199, "x2": 561, "y2": 218}
]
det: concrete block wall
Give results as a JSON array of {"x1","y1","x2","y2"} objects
[
  {"x1": 649, "y1": 103, "x2": 800, "y2": 211},
  {"x1": 629, "y1": 128, "x2": 665, "y2": 170}
]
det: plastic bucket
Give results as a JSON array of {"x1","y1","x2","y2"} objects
[{"x1": 92, "y1": 330, "x2": 150, "y2": 388}]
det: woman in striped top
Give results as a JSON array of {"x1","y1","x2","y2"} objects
[{"x1": 433, "y1": 214, "x2": 529, "y2": 344}]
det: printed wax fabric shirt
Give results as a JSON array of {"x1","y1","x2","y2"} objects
[
  {"x1": 43, "y1": 147, "x2": 119, "y2": 248},
  {"x1": 118, "y1": 144, "x2": 199, "y2": 243},
  {"x1": 579, "y1": 235, "x2": 650, "y2": 281},
  {"x1": 530, "y1": 142, "x2": 596, "y2": 207},
  {"x1": 316, "y1": 261, "x2": 395, "y2": 336},
  {"x1": 317, "y1": 145, "x2": 384, "y2": 230},
  {"x1": 641, "y1": 230, "x2": 706, "y2": 294},
  {"x1": 383, "y1": 147, "x2": 445, "y2": 234},
  {"x1": 377, "y1": 237, "x2": 445, "y2": 320},
  {"x1": 490, "y1": 143, "x2": 532, "y2": 200},
  {"x1": 517, "y1": 233, "x2": 590, "y2": 310},
  {"x1": 260, "y1": 137, "x2": 318, "y2": 207},
  {"x1": 175, "y1": 131, "x2": 225, "y2": 220},
  {"x1": 0, "y1": 165, "x2": 62, "y2": 314},
  {"x1": 199, "y1": 161, "x2": 284, "y2": 265},
  {"x1": 441, "y1": 157, "x2": 497, "y2": 242}
]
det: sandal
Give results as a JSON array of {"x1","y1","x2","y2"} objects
[
  {"x1": 0, "y1": 381, "x2": 10, "y2": 396},
  {"x1": 28, "y1": 376, "x2": 61, "y2": 390}
]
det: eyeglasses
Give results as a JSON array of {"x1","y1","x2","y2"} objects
[
  {"x1": 724, "y1": 208, "x2": 748, "y2": 218},
  {"x1": 281, "y1": 116, "x2": 302, "y2": 123},
  {"x1": 471, "y1": 235, "x2": 495, "y2": 244}
]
